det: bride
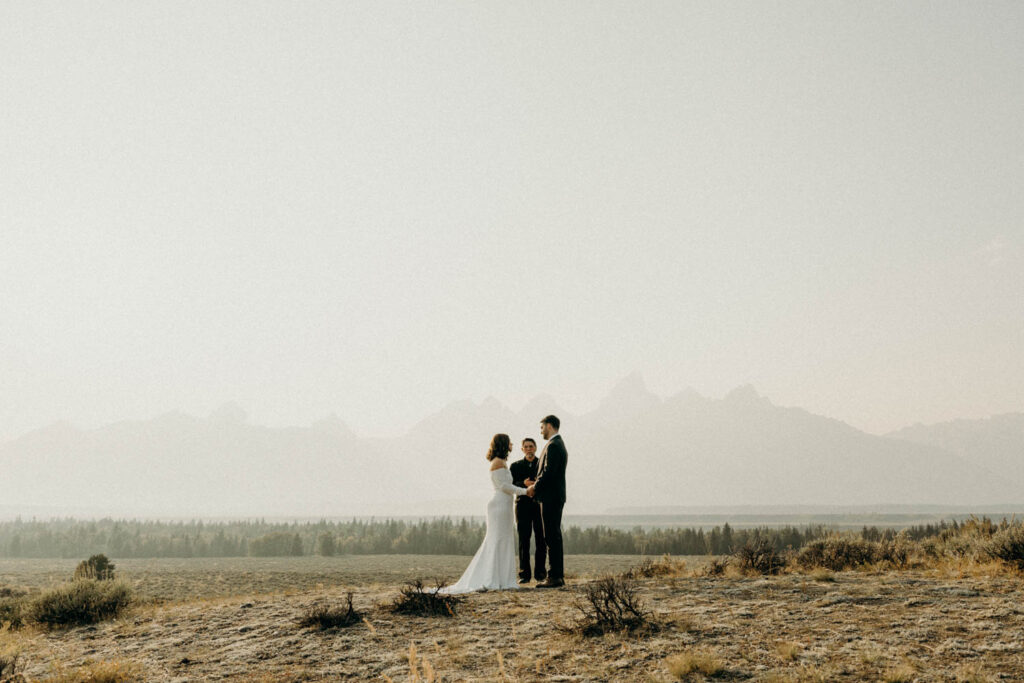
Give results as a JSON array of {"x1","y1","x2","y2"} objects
[{"x1": 440, "y1": 433, "x2": 529, "y2": 593}]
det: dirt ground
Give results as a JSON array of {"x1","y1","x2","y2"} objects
[{"x1": 2, "y1": 556, "x2": 1023, "y2": 681}]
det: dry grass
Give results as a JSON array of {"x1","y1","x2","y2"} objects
[
  {"x1": 623, "y1": 555, "x2": 688, "y2": 579},
  {"x1": 36, "y1": 659, "x2": 143, "y2": 683},
  {"x1": 0, "y1": 555, "x2": 655, "y2": 603},
  {"x1": 859, "y1": 647, "x2": 885, "y2": 666},
  {"x1": 666, "y1": 649, "x2": 725, "y2": 679},
  {"x1": 756, "y1": 665, "x2": 826, "y2": 682},
  {"x1": 775, "y1": 640, "x2": 802, "y2": 661},
  {"x1": 882, "y1": 661, "x2": 919, "y2": 683},
  {"x1": 404, "y1": 642, "x2": 438, "y2": 683},
  {"x1": 808, "y1": 568, "x2": 834, "y2": 582},
  {"x1": 0, "y1": 645, "x2": 23, "y2": 681},
  {"x1": 4, "y1": 557, "x2": 1024, "y2": 681},
  {"x1": 955, "y1": 662, "x2": 998, "y2": 683}
]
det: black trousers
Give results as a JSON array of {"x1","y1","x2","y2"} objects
[
  {"x1": 540, "y1": 500, "x2": 565, "y2": 581},
  {"x1": 515, "y1": 499, "x2": 546, "y2": 580}
]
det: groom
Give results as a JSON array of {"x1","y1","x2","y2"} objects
[{"x1": 526, "y1": 415, "x2": 568, "y2": 588}]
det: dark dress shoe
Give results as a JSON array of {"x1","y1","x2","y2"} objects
[
  {"x1": 535, "y1": 578, "x2": 565, "y2": 588},
  {"x1": 535, "y1": 574, "x2": 547, "y2": 582},
  {"x1": 518, "y1": 578, "x2": 531, "y2": 585}
]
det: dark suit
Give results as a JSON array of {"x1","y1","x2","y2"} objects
[
  {"x1": 510, "y1": 456, "x2": 546, "y2": 581},
  {"x1": 532, "y1": 433, "x2": 568, "y2": 581}
]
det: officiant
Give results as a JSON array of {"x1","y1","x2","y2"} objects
[{"x1": 510, "y1": 437, "x2": 546, "y2": 584}]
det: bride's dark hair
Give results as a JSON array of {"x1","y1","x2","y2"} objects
[{"x1": 486, "y1": 433, "x2": 511, "y2": 461}]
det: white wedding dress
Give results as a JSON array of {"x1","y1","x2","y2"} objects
[{"x1": 440, "y1": 466, "x2": 528, "y2": 594}]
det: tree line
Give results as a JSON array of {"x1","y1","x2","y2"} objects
[{"x1": 0, "y1": 517, "x2": 957, "y2": 559}]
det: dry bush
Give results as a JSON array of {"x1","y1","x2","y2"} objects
[
  {"x1": 703, "y1": 557, "x2": 729, "y2": 577},
  {"x1": 563, "y1": 576, "x2": 655, "y2": 637},
  {"x1": 796, "y1": 537, "x2": 877, "y2": 571},
  {"x1": 0, "y1": 595, "x2": 25, "y2": 631},
  {"x1": 72, "y1": 555, "x2": 116, "y2": 581},
  {"x1": 875, "y1": 533, "x2": 920, "y2": 569},
  {"x1": 622, "y1": 554, "x2": 688, "y2": 579},
  {"x1": 984, "y1": 524, "x2": 1024, "y2": 569},
  {"x1": 733, "y1": 537, "x2": 786, "y2": 575},
  {"x1": 35, "y1": 659, "x2": 142, "y2": 683},
  {"x1": 27, "y1": 580, "x2": 133, "y2": 629},
  {"x1": 298, "y1": 592, "x2": 362, "y2": 630},
  {"x1": 922, "y1": 534, "x2": 982, "y2": 562},
  {"x1": 0, "y1": 647, "x2": 24, "y2": 683},
  {"x1": 666, "y1": 649, "x2": 725, "y2": 679},
  {"x1": 388, "y1": 580, "x2": 461, "y2": 617},
  {"x1": 922, "y1": 516, "x2": 1000, "y2": 563}
]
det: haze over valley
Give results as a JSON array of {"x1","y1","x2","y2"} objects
[{"x1": 3, "y1": 374, "x2": 1021, "y2": 519}]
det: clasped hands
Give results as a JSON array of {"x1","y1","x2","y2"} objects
[{"x1": 524, "y1": 478, "x2": 537, "y2": 497}]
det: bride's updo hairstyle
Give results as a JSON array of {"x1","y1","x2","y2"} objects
[{"x1": 486, "y1": 433, "x2": 511, "y2": 461}]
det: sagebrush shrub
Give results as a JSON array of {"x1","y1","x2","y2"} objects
[
  {"x1": 28, "y1": 580, "x2": 133, "y2": 628},
  {"x1": 796, "y1": 537, "x2": 877, "y2": 571},
  {"x1": 0, "y1": 595, "x2": 25, "y2": 631},
  {"x1": 876, "y1": 533, "x2": 919, "y2": 569},
  {"x1": 733, "y1": 537, "x2": 786, "y2": 574},
  {"x1": 703, "y1": 557, "x2": 729, "y2": 576},
  {"x1": 920, "y1": 518, "x2": 998, "y2": 562},
  {"x1": 622, "y1": 554, "x2": 687, "y2": 579},
  {"x1": 73, "y1": 554, "x2": 116, "y2": 581},
  {"x1": 299, "y1": 592, "x2": 362, "y2": 630},
  {"x1": 563, "y1": 576, "x2": 654, "y2": 637},
  {"x1": 388, "y1": 580, "x2": 461, "y2": 617},
  {"x1": 0, "y1": 648, "x2": 22, "y2": 682},
  {"x1": 985, "y1": 525, "x2": 1024, "y2": 569}
]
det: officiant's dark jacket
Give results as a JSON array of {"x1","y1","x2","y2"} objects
[
  {"x1": 532, "y1": 434, "x2": 567, "y2": 504},
  {"x1": 510, "y1": 457, "x2": 540, "y2": 505}
]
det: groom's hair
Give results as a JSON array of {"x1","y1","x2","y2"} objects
[
  {"x1": 541, "y1": 415, "x2": 560, "y2": 430},
  {"x1": 522, "y1": 438, "x2": 536, "y2": 446}
]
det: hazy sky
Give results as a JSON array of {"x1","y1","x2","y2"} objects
[{"x1": 2, "y1": 1, "x2": 1021, "y2": 440}]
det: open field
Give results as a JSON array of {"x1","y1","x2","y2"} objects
[
  {"x1": 3, "y1": 555, "x2": 1024, "y2": 681},
  {"x1": 0, "y1": 555, "x2": 662, "y2": 604}
]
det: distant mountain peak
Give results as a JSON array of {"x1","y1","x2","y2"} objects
[
  {"x1": 480, "y1": 396, "x2": 506, "y2": 411},
  {"x1": 590, "y1": 372, "x2": 661, "y2": 421},
  {"x1": 519, "y1": 394, "x2": 564, "y2": 419},
  {"x1": 601, "y1": 372, "x2": 660, "y2": 406},
  {"x1": 15, "y1": 420, "x2": 83, "y2": 442},
  {"x1": 610, "y1": 371, "x2": 648, "y2": 394},
  {"x1": 311, "y1": 414, "x2": 354, "y2": 437},
  {"x1": 208, "y1": 402, "x2": 248, "y2": 424},
  {"x1": 670, "y1": 386, "x2": 705, "y2": 400},
  {"x1": 724, "y1": 384, "x2": 770, "y2": 405}
]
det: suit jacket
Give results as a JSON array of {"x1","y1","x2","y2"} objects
[
  {"x1": 509, "y1": 457, "x2": 540, "y2": 504},
  {"x1": 532, "y1": 434, "x2": 567, "y2": 504}
]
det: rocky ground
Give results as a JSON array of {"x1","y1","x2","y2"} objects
[{"x1": 2, "y1": 557, "x2": 1023, "y2": 681}]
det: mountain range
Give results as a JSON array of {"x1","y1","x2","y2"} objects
[{"x1": 1, "y1": 374, "x2": 1021, "y2": 517}]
